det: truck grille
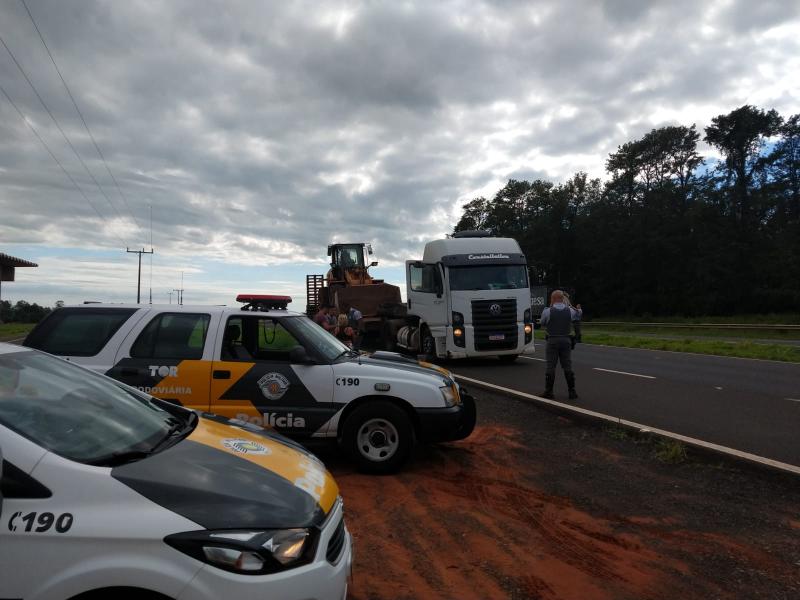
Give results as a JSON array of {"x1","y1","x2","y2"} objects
[
  {"x1": 471, "y1": 299, "x2": 518, "y2": 350},
  {"x1": 326, "y1": 515, "x2": 346, "y2": 563}
]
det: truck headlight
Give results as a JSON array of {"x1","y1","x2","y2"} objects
[
  {"x1": 165, "y1": 528, "x2": 315, "y2": 574},
  {"x1": 524, "y1": 324, "x2": 533, "y2": 335},
  {"x1": 440, "y1": 385, "x2": 460, "y2": 407}
]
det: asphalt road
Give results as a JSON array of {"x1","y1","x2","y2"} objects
[{"x1": 449, "y1": 342, "x2": 800, "y2": 468}]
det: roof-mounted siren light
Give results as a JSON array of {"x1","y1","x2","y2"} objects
[
  {"x1": 236, "y1": 294, "x2": 292, "y2": 311},
  {"x1": 452, "y1": 229, "x2": 493, "y2": 238}
]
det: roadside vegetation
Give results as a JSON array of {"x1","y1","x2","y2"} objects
[
  {"x1": 582, "y1": 321, "x2": 800, "y2": 342},
  {"x1": 0, "y1": 322, "x2": 35, "y2": 341},
  {"x1": 604, "y1": 426, "x2": 689, "y2": 464},
  {"x1": 584, "y1": 331, "x2": 800, "y2": 362},
  {"x1": 591, "y1": 314, "x2": 800, "y2": 325},
  {"x1": 453, "y1": 106, "x2": 800, "y2": 319}
]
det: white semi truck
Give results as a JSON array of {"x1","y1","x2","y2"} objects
[
  {"x1": 307, "y1": 232, "x2": 535, "y2": 361},
  {"x1": 395, "y1": 231, "x2": 534, "y2": 361}
]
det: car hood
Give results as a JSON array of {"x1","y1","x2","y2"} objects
[
  {"x1": 111, "y1": 414, "x2": 339, "y2": 530},
  {"x1": 353, "y1": 351, "x2": 455, "y2": 382}
]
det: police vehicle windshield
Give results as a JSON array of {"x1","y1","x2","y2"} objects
[
  {"x1": 0, "y1": 349, "x2": 181, "y2": 465},
  {"x1": 286, "y1": 316, "x2": 354, "y2": 362},
  {"x1": 448, "y1": 265, "x2": 528, "y2": 291}
]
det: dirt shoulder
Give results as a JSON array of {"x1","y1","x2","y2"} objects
[{"x1": 315, "y1": 389, "x2": 800, "y2": 600}]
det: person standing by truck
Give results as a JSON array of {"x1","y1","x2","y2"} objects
[
  {"x1": 314, "y1": 304, "x2": 335, "y2": 332},
  {"x1": 540, "y1": 290, "x2": 581, "y2": 400},
  {"x1": 342, "y1": 303, "x2": 364, "y2": 350}
]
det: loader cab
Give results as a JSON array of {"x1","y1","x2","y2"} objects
[{"x1": 327, "y1": 243, "x2": 378, "y2": 285}]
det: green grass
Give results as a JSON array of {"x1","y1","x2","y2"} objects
[
  {"x1": 653, "y1": 439, "x2": 689, "y2": 464},
  {"x1": 583, "y1": 331, "x2": 800, "y2": 362},
  {"x1": 592, "y1": 313, "x2": 800, "y2": 325},
  {"x1": 582, "y1": 323, "x2": 800, "y2": 341},
  {"x1": 0, "y1": 323, "x2": 35, "y2": 341}
]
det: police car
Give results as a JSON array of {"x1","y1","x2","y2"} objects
[
  {"x1": 23, "y1": 295, "x2": 477, "y2": 473},
  {"x1": 0, "y1": 342, "x2": 352, "y2": 600}
]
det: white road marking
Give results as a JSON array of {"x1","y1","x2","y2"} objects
[
  {"x1": 521, "y1": 356, "x2": 546, "y2": 362},
  {"x1": 715, "y1": 386, "x2": 723, "y2": 390},
  {"x1": 592, "y1": 367, "x2": 656, "y2": 379},
  {"x1": 454, "y1": 374, "x2": 800, "y2": 476},
  {"x1": 787, "y1": 398, "x2": 800, "y2": 403}
]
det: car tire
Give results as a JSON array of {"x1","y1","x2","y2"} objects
[
  {"x1": 341, "y1": 401, "x2": 414, "y2": 474},
  {"x1": 498, "y1": 354, "x2": 519, "y2": 363}
]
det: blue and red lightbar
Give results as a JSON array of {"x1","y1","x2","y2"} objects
[{"x1": 236, "y1": 294, "x2": 292, "y2": 311}]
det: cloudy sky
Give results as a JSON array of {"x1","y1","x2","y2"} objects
[{"x1": 1, "y1": 0, "x2": 798, "y2": 308}]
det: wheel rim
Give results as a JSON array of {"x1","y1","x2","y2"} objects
[{"x1": 357, "y1": 418, "x2": 400, "y2": 462}]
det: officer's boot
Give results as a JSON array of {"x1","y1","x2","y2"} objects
[
  {"x1": 565, "y1": 371, "x2": 578, "y2": 400},
  {"x1": 542, "y1": 373, "x2": 555, "y2": 399}
]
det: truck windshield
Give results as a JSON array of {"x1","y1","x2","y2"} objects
[
  {"x1": 448, "y1": 265, "x2": 528, "y2": 291},
  {"x1": 0, "y1": 349, "x2": 178, "y2": 464}
]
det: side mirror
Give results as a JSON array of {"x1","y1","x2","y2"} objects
[
  {"x1": 289, "y1": 346, "x2": 316, "y2": 365},
  {"x1": 369, "y1": 261, "x2": 378, "y2": 268}
]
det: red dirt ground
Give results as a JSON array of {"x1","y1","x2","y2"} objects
[{"x1": 317, "y1": 391, "x2": 799, "y2": 600}]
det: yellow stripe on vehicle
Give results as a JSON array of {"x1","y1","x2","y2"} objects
[{"x1": 189, "y1": 417, "x2": 339, "y2": 514}]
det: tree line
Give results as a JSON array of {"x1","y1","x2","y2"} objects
[
  {"x1": 0, "y1": 300, "x2": 53, "y2": 323},
  {"x1": 453, "y1": 105, "x2": 800, "y2": 317}
]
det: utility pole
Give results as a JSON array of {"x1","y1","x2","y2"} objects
[
  {"x1": 127, "y1": 247, "x2": 154, "y2": 304},
  {"x1": 167, "y1": 290, "x2": 174, "y2": 304},
  {"x1": 173, "y1": 272, "x2": 184, "y2": 306},
  {"x1": 170, "y1": 271, "x2": 183, "y2": 306}
]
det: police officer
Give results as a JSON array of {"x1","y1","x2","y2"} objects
[{"x1": 540, "y1": 290, "x2": 581, "y2": 400}]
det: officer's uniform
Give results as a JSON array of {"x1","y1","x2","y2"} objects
[{"x1": 540, "y1": 302, "x2": 580, "y2": 399}]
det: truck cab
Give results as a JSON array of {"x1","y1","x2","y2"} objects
[{"x1": 399, "y1": 232, "x2": 534, "y2": 361}]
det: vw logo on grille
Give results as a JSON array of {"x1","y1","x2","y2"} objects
[{"x1": 489, "y1": 303, "x2": 502, "y2": 316}]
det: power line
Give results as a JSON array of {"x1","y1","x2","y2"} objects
[
  {"x1": 0, "y1": 81, "x2": 108, "y2": 223},
  {"x1": 0, "y1": 32, "x2": 132, "y2": 244},
  {"x1": 19, "y1": 0, "x2": 145, "y2": 240}
]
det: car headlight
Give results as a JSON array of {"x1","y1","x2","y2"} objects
[
  {"x1": 165, "y1": 528, "x2": 315, "y2": 574},
  {"x1": 440, "y1": 384, "x2": 460, "y2": 407}
]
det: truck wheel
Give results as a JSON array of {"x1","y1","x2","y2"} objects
[
  {"x1": 498, "y1": 354, "x2": 519, "y2": 363},
  {"x1": 341, "y1": 401, "x2": 414, "y2": 474},
  {"x1": 382, "y1": 321, "x2": 397, "y2": 352},
  {"x1": 421, "y1": 328, "x2": 436, "y2": 361}
]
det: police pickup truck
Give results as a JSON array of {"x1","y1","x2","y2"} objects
[{"x1": 24, "y1": 295, "x2": 476, "y2": 473}]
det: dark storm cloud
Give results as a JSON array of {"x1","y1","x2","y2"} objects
[{"x1": 1, "y1": 0, "x2": 798, "y2": 273}]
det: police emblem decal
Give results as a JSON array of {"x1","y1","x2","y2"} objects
[
  {"x1": 257, "y1": 372, "x2": 291, "y2": 400},
  {"x1": 489, "y1": 303, "x2": 502, "y2": 316},
  {"x1": 222, "y1": 438, "x2": 271, "y2": 455}
]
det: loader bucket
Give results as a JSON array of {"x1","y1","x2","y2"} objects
[{"x1": 334, "y1": 283, "x2": 402, "y2": 318}]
